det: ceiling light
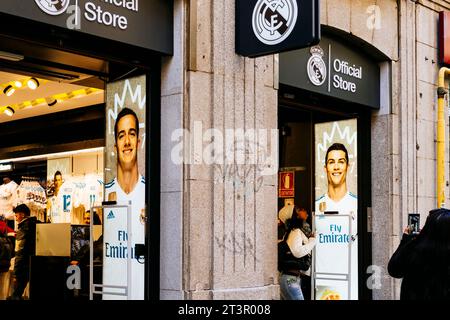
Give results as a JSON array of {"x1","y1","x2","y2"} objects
[
  {"x1": 46, "y1": 97, "x2": 57, "y2": 107},
  {"x1": 0, "y1": 50, "x2": 24, "y2": 62},
  {"x1": 27, "y1": 78, "x2": 39, "y2": 90},
  {"x1": 3, "y1": 85, "x2": 15, "y2": 96},
  {"x1": 14, "y1": 81, "x2": 22, "y2": 88},
  {"x1": 3, "y1": 106, "x2": 14, "y2": 117}
]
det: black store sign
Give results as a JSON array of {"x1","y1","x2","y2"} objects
[
  {"x1": 0, "y1": 0, "x2": 172, "y2": 54},
  {"x1": 236, "y1": 0, "x2": 320, "y2": 58},
  {"x1": 280, "y1": 35, "x2": 381, "y2": 109}
]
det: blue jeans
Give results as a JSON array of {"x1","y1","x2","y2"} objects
[{"x1": 279, "y1": 273, "x2": 304, "y2": 300}]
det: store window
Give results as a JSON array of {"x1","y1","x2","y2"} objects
[
  {"x1": 277, "y1": 106, "x2": 359, "y2": 300},
  {"x1": 0, "y1": 68, "x2": 105, "y2": 300},
  {"x1": 0, "y1": 66, "x2": 149, "y2": 301}
]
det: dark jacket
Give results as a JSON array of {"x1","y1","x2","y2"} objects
[
  {"x1": 14, "y1": 216, "x2": 38, "y2": 277},
  {"x1": 388, "y1": 233, "x2": 450, "y2": 300}
]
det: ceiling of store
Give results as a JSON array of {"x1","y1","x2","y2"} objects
[{"x1": 0, "y1": 70, "x2": 104, "y2": 123}]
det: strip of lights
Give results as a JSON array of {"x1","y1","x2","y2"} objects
[
  {"x1": 0, "y1": 87, "x2": 102, "y2": 116},
  {"x1": 0, "y1": 147, "x2": 104, "y2": 164}
]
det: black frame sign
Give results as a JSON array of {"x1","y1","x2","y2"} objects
[
  {"x1": 0, "y1": 0, "x2": 173, "y2": 55},
  {"x1": 236, "y1": 0, "x2": 320, "y2": 58},
  {"x1": 279, "y1": 35, "x2": 381, "y2": 109}
]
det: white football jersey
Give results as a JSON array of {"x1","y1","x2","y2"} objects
[
  {"x1": 315, "y1": 191, "x2": 358, "y2": 300},
  {"x1": 0, "y1": 181, "x2": 18, "y2": 220},
  {"x1": 72, "y1": 174, "x2": 104, "y2": 211},
  {"x1": 84, "y1": 175, "x2": 104, "y2": 210},
  {"x1": 49, "y1": 180, "x2": 74, "y2": 224},
  {"x1": 104, "y1": 175, "x2": 146, "y2": 300}
]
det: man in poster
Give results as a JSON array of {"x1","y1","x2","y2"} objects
[
  {"x1": 315, "y1": 142, "x2": 358, "y2": 300},
  {"x1": 104, "y1": 107, "x2": 146, "y2": 300},
  {"x1": 315, "y1": 143, "x2": 357, "y2": 216}
]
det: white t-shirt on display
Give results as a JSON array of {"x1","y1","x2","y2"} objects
[
  {"x1": 104, "y1": 174, "x2": 146, "y2": 300},
  {"x1": 0, "y1": 181, "x2": 18, "y2": 220},
  {"x1": 72, "y1": 174, "x2": 104, "y2": 211},
  {"x1": 49, "y1": 181, "x2": 74, "y2": 224}
]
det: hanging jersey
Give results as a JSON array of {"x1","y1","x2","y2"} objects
[
  {"x1": 71, "y1": 177, "x2": 86, "y2": 209},
  {"x1": 49, "y1": 181, "x2": 74, "y2": 224},
  {"x1": 84, "y1": 174, "x2": 104, "y2": 210},
  {"x1": 0, "y1": 181, "x2": 18, "y2": 220},
  {"x1": 103, "y1": 175, "x2": 146, "y2": 300},
  {"x1": 71, "y1": 174, "x2": 104, "y2": 212}
]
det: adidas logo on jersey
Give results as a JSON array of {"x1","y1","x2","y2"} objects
[{"x1": 107, "y1": 211, "x2": 115, "y2": 220}]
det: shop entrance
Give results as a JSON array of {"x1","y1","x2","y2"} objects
[
  {"x1": 278, "y1": 84, "x2": 373, "y2": 300},
  {"x1": 0, "y1": 38, "x2": 157, "y2": 301}
]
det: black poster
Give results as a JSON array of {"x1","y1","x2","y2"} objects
[{"x1": 236, "y1": 0, "x2": 320, "y2": 58}]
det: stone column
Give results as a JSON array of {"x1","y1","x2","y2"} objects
[{"x1": 182, "y1": 0, "x2": 279, "y2": 299}]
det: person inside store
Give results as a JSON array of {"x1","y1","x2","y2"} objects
[
  {"x1": 387, "y1": 208, "x2": 450, "y2": 300},
  {"x1": 8, "y1": 204, "x2": 38, "y2": 300},
  {"x1": 296, "y1": 207, "x2": 313, "y2": 300},
  {"x1": 83, "y1": 210, "x2": 101, "y2": 225},
  {"x1": 315, "y1": 143, "x2": 357, "y2": 216},
  {"x1": 104, "y1": 107, "x2": 145, "y2": 300},
  {"x1": 278, "y1": 202, "x2": 294, "y2": 242},
  {"x1": 278, "y1": 205, "x2": 316, "y2": 300},
  {"x1": 0, "y1": 218, "x2": 15, "y2": 300},
  {"x1": 0, "y1": 176, "x2": 19, "y2": 230}
]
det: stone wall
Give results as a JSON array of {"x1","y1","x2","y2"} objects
[{"x1": 159, "y1": 0, "x2": 450, "y2": 300}]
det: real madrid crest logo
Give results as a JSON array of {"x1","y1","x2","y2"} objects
[
  {"x1": 307, "y1": 46, "x2": 327, "y2": 86},
  {"x1": 35, "y1": 0, "x2": 70, "y2": 16},
  {"x1": 252, "y1": 0, "x2": 298, "y2": 46}
]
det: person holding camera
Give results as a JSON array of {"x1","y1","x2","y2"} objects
[
  {"x1": 278, "y1": 206, "x2": 316, "y2": 300},
  {"x1": 388, "y1": 208, "x2": 450, "y2": 300}
]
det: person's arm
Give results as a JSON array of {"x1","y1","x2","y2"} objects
[
  {"x1": 387, "y1": 227, "x2": 416, "y2": 278},
  {"x1": 287, "y1": 229, "x2": 316, "y2": 258}
]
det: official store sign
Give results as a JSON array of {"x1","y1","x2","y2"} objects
[
  {"x1": 0, "y1": 0, "x2": 173, "y2": 54},
  {"x1": 237, "y1": 0, "x2": 320, "y2": 58},
  {"x1": 280, "y1": 35, "x2": 381, "y2": 109}
]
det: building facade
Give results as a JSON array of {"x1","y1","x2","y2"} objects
[
  {"x1": 0, "y1": 0, "x2": 448, "y2": 301},
  {"x1": 160, "y1": 0, "x2": 450, "y2": 300}
]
